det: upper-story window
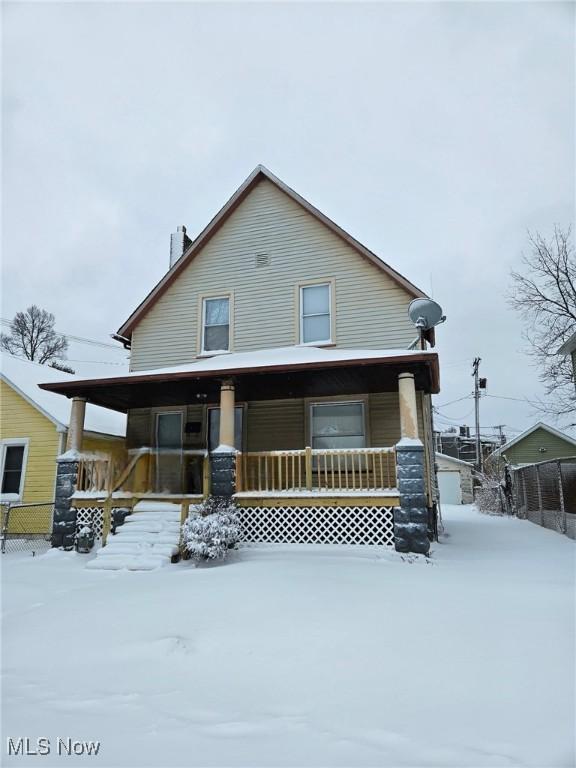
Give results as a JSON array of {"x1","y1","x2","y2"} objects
[
  {"x1": 299, "y1": 282, "x2": 333, "y2": 345},
  {"x1": 201, "y1": 296, "x2": 230, "y2": 353}
]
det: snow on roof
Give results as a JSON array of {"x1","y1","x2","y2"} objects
[
  {"x1": 96, "y1": 345, "x2": 436, "y2": 381},
  {"x1": 435, "y1": 452, "x2": 474, "y2": 468},
  {"x1": 494, "y1": 421, "x2": 576, "y2": 455},
  {"x1": 1, "y1": 354, "x2": 126, "y2": 437}
]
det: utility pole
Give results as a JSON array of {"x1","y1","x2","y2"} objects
[{"x1": 472, "y1": 357, "x2": 483, "y2": 472}]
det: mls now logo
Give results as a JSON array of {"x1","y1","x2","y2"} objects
[{"x1": 7, "y1": 737, "x2": 101, "y2": 757}]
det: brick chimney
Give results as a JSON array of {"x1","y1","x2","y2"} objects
[{"x1": 170, "y1": 225, "x2": 192, "y2": 269}]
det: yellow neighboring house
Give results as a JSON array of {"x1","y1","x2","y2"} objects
[{"x1": 0, "y1": 354, "x2": 126, "y2": 532}]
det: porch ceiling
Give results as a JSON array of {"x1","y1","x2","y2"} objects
[{"x1": 38, "y1": 351, "x2": 439, "y2": 412}]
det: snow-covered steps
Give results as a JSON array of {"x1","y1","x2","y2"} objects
[{"x1": 86, "y1": 501, "x2": 182, "y2": 571}]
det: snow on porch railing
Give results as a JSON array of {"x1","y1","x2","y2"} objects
[
  {"x1": 76, "y1": 454, "x2": 121, "y2": 495},
  {"x1": 236, "y1": 447, "x2": 396, "y2": 494}
]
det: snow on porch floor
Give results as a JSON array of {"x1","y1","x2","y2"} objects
[{"x1": 2, "y1": 505, "x2": 574, "y2": 767}]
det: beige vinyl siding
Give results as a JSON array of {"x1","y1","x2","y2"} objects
[
  {"x1": 245, "y1": 399, "x2": 305, "y2": 451},
  {"x1": 130, "y1": 179, "x2": 417, "y2": 371},
  {"x1": 503, "y1": 428, "x2": 576, "y2": 465},
  {"x1": 126, "y1": 392, "x2": 427, "y2": 453}
]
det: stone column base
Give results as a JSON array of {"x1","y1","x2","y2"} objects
[
  {"x1": 394, "y1": 442, "x2": 430, "y2": 555},
  {"x1": 210, "y1": 452, "x2": 236, "y2": 497},
  {"x1": 51, "y1": 459, "x2": 79, "y2": 549}
]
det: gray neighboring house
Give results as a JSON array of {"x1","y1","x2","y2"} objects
[{"x1": 558, "y1": 331, "x2": 576, "y2": 389}]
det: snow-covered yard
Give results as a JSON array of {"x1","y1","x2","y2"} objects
[{"x1": 2, "y1": 505, "x2": 574, "y2": 767}]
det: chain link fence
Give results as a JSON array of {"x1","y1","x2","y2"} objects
[
  {"x1": 511, "y1": 458, "x2": 576, "y2": 540},
  {"x1": 1, "y1": 502, "x2": 54, "y2": 555}
]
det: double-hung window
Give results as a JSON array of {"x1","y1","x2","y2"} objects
[
  {"x1": 300, "y1": 283, "x2": 332, "y2": 345},
  {"x1": 310, "y1": 402, "x2": 365, "y2": 450},
  {"x1": 201, "y1": 296, "x2": 230, "y2": 353},
  {"x1": 1, "y1": 440, "x2": 28, "y2": 500}
]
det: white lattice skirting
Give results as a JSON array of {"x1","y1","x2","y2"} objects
[
  {"x1": 239, "y1": 505, "x2": 396, "y2": 546},
  {"x1": 74, "y1": 507, "x2": 105, "y2": 538}
]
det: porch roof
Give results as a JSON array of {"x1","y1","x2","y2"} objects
[{"x1": 38, "y1": 345, "x2": 440, "y2": 412}]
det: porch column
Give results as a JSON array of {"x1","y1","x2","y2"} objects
[
  {"x1": 398, "y1": 373, "x2": 418, "y2": 440},
  {"x1": 219, "y1": 379, "x2": 235, "y2": 449},
  {"x1": 210, "y1": 379, "x2": 236, "y2": 497},
  {"x1": 52, "y1": 397, "x2": 87, "y2": 548},
  {"x1": 394, "y1": 372, "x2": 429, "y2": 555},
  {"x1": 66, "y1": 397, "x2": 86, "y2": 452}
]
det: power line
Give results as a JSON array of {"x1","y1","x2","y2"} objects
[{"x1": 434, "y1": 394, "x2": 473, "y2": 408}]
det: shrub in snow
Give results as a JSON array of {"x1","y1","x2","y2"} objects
[{"x1": 182, "y1": 496, "x2": 240, "y2": 562}]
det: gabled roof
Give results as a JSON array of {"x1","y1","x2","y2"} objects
[
  {"x1": 117, "y1": 165, "x2": 427, "y2": 339},
  {"x1": 558, "y1": 330, "x2": 576, "y2": 355},
  {"x1": 1, "y1": 354, "x2": 126, "y2": 438},
  {"x1": 493, "y1": 422, "x2": 576, "y2": 456}
]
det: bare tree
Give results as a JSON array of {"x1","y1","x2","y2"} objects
[
  {"x1": 1, "y1": 305, "x2": 69, "y2": 364},
  {"x1": 509, "y1": 226, "x2": 576, "y2": 423}
]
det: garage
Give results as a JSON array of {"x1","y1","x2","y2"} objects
[
  {"x1": 438, "y1": 470, "x2": 462, "y2": 504},
  {"x1": 436, "y1": 453, "x2": 474, "y2": 505}
]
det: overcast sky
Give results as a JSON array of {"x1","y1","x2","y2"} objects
[{"x1": 2, "y1": 1, "x2": 574, "y2": 439}]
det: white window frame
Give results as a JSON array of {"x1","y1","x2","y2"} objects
[
  {"x1": 200, "y1": 294, "x2": 232, "y2": 356},
  {"x1": 0, "y1": 438, "x2": 29, "y2": 502},
  {"x1": 309, "y1": 401, "x2": 366, "y2": 449},
  {"x1": 298, "y1": 280, "x2": 334, "y2": 346}
]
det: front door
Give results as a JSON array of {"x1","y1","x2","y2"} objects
[{"x1": 155, "y1": 412, "x2": 183, "y2": 493}]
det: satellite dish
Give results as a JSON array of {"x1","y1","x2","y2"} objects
[{"x1": 408, "y1": 298, "x2": 446, "y2": 330}]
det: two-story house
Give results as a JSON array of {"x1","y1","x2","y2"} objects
[{"x1": 41, "y1": 166, "x2": 441, "y2": 555}]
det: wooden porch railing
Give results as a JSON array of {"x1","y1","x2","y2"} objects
[
  {"x1": 236, "y1": 447, "x2": 396, "y2": 493},
  {"x1": 76, "y1": 455, "x2": 121, "y2": 494},
  {"x1": 75, "y1": 448, "x2": 210, "y2": 497}
]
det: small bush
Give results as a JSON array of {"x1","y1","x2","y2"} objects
[{"x1": 182, "y1": 497, "x2": 240, "y2": 562}]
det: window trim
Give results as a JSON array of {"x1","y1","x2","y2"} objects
[
  {"x1": 296, "y1": 278, "x2": 336, "y2": 346},
  {"x1": 0, "y1": 438, "x2": 29, "y2": 502},
  {"x1": 308, "y1": 399, "x2": 367, "y2": 449},
  {"x1": 198, "y1": 292, "x2": 234, "y2": 356}
]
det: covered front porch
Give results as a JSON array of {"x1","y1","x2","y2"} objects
[{"x1": 40, "y1": 346, "x2": 439, "y2": 553}]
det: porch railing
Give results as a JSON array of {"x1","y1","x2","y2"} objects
[
  {"x1": 236, "y1": 447, "x2": 396, "y2": 493},
  {"x1": 75, "y1": 448, "x2": 210, "y2": 497}
]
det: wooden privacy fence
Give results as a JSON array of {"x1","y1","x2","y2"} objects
[{"x1": 237, "y1": 447, "x2": 396, "y2": 493}]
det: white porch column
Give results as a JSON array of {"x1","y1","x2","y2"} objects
[
  {"x1": 219, "y1": 379, "x2": 235, "y2": 449},
  {"x1": 398, "y1": 372, "x2": 419, "y2": 440},
  {"x1": 66, "y1": 397, "x2": 86, "y2": 452}
]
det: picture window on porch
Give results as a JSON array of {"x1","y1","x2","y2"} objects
[
  {"x1": 300, "y1": 283, "x2": 332, "y2": 344},
  {"x1": 1, "y1": 441, "x2": 27, "y2": 499},
  {"x1": 201, "y1": 296, "x2": 230, "y2": 353},
  {"x1": 310, "y1": 402, "x2": 365, "y2": 450},
  {"x1": 208, "y1": 406, "x2": 244, "y2": 451}
]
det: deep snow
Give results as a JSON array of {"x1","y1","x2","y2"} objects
[{"x1": 2, "y1": 505, "x2": 574, "y2": 767}]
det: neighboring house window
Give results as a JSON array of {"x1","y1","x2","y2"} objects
[
  {"x1": 1, "y1": 441, "x2": 28, "y2": 500},
  {"x1": 300, "y1": 283, "x2": 332, "y2": 344},
  {"x1": 310, "y1": 402, "x2": 365, "y2": 450},
  {"x1": 201, "y1": 296, "x2": 230, "y2": 353}
]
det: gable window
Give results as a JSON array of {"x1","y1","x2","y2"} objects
[
  {"x1": 202, "y1": 296, "x2": 230, "y2": 353},
  {"x1": 310, "y1": 402, "x2": 365, "y2": 450},
  {"x1": 300, "y1": 282, "x2": 332, "y2": 344},
  {"x1": 1, "y1": 441, "x2": 28, "y2": 500}
]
